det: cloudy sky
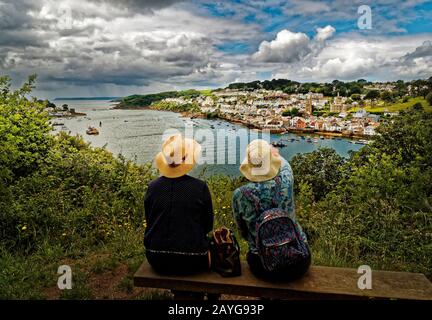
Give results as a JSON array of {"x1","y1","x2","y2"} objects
[{"x1": 0, "y1": 0, "x2": 431, "y2": 98}]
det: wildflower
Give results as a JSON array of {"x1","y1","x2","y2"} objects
[
  {"x1": 62, "y1": 233, "x2": 67, "y2": 236},
  {"x1": 21, "y1": 226, "x2": 27, "y2": 231}
]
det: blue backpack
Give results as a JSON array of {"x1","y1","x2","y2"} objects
[
  {"x1": 256, "y1": 208, "x2": 310, "y2": 272},
  {"x1": 241, "y1": 177, "x2": 310, "y2": 273}
]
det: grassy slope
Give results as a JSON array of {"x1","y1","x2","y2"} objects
[{"x1": 350, "y1": 97, "x2": 431, "y2": 113}]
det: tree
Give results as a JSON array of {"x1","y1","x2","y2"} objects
[
  {"x1": 282, "y1": 107, "x2": 299, "y2": 117},
  {"x1": 365, "y1": 90, "x2": 380, "y2": 100},
  {"x1": 412, "y1": 102, "x2": 423, "y2": 111},
  {"x1": 0, "y1": 75, "x2": 52, "y2": 184},
  {"x1": 380, "y1": 91, "x2": 394, "y2": 104},
  {"x1": 426, "y1": 91, "x2": 432, "y2": 106},
  {"x1": 348, "y1": 84, "x2": 362, "y2": 95},
  {"x1": 308, "y1": 107, "x2": 432, "y2": 276},
  {"x1": 357, "y1": 105, "x2": 432, "y2": 168},
  {"x1": 291, "y1": 148, "x2": 345, "y2": 201},
  {"x1": 351, "y1": 93, "x2": 361, "y2": 101}
]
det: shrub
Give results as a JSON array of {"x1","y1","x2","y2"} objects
[{"x1": 291, "y1": 148, "x2": 345, "y2": 201}]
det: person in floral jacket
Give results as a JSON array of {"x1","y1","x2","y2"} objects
[{"x1": 232, "y1": 139, "x2": 310, "y2": 280}]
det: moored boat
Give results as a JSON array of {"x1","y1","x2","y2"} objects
[
  {"x1": 86, "y1": 126, "x2": 99, "y2": 135},
  {"x1": 271, "y1": 141, "x2": 287, "y2": 148}
]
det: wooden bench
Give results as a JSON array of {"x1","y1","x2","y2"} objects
[{"x1": 134, "y1": 261, "x2": 432, "y2": 300}]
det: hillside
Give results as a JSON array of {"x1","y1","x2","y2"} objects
[{"x1": 116, "y1": 89, "x2": 205, "y2": 109}]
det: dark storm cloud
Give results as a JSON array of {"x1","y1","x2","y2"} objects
[
  {"x1": 0, "y1": 31, "x2": 49, "y2": 48},
  {"x1": 0, "y1": 0, "x2": 40, "y2": 30},
  {"x1": 403, "y1": 41, "x2": 432, "y2": 60},
  {"x1": 0, "y1": 0, "x2": 262, "y2": 96}
]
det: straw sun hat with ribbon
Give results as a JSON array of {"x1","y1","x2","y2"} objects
[
  {"x1": 240, "y1": 139, "x2": 282, "y2": 182},
  {"x1": 155, "y1": 134, "x2": 202, "y2": 178}
]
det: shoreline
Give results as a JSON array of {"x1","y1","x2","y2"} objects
[
  {"x1": 50, "y1": 111, "x2": 87, "y2": 118},
  {"x1": 114, "y1": 105, "x2": 371, "y2": 139},
  {"x1": 112, "y1": 104, "x2": 150, "y2": 110}
]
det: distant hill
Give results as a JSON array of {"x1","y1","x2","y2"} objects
[
  {"x1": 116, "y1": 89, "x2": 207, "y2": 109},
  {"x1": 54, "y1": 97, "x2": 121, "y2": 101}
]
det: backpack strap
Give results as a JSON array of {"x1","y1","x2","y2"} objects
[
  {"x1": 270, "y1": 176, "x2": 282, "y2": 208},
  {"x1": 240, "y1": 176, "x2": 283, "y2": 213},
  {"x1": 240, "y1": 187, "x2": 262, "y2": 213}
]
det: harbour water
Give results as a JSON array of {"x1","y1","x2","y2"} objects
[{"x1": 52, "y1": 99, "x2": 363, "y2": 177}]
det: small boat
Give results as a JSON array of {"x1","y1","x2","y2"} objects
[
  {"x1": 271, "y1": 141, "x2": 287, "y2": 148},
  {"x1": 86, "y1": 126, "x2": 99, "y2": 135},
  {"x1": 320, "y1": 136, "x2": 324, "y2": 140},
  {"x1": 313, "y1": 138, "x2": 319, "y2": 143},
  {"x1": 306, "y1": 138, "x2": 312, "y2": 143}
]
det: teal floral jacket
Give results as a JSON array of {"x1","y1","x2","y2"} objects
[{"x1": 232, "y1": 157, "x2": 306, "y2": 253}]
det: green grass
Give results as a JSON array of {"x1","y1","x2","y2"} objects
[
  {"x1": 199, "y1": 89, "x2": 214, "y2": 96},
  {"x1": 349, "y1": 97, "x2": 431, "y2": 113},
  {"x1": 90, "y1": 256, "x2": 120, "y2": 274}
]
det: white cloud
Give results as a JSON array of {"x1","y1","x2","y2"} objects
[
  {"x1": 314, "y1": 25, "x2": 335, "y2": 42},
  {"x1": 252, "y1": 25, "x2": 335, "y2": 63},
  {"x1": 252, "y1": 29, "x2": 311, "y2": 63},
  {"x1": 272, "y1": 33, "x2": 432, "y2": 81},
  {"x1": 305, "y1": 56, "x2": 376, "y2": 80}
]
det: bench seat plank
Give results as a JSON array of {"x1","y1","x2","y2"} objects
[{"x1": 134, "y1": 261, "x2": 432, "y2": 300}]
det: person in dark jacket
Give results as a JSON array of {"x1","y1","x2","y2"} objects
[{"x1": 144, "y1": 134, "x2": 213, "y2": 276}]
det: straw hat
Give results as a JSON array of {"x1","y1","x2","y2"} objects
[
  {"x1": 155, "y1": 134, "x2": 202, "y2": 178},
  {"x1": 240, "y1": 139, "x2": 282, "y2": 182}
]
